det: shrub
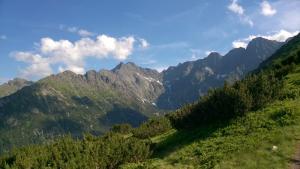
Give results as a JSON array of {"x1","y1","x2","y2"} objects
[
  {"x1": 271, "y1": 108, "x2": 296, "y2": 126},
  {"x1": 133, "y1": 117, "x2": 172, "y2": 139},
  {"x1": 166, "y1": 104, "x2": 195, "y2": 129},
  {"x1": 242, "y1": 72, "x2": 283, "y2": 110},
  {"x1": 168, "y1": 71, "x2": 283, "y2": 129},
  {"x1": 111, "y1": 123, "x2": 133, "y2": 134},
  {"x1": 0, "y1": 133, "x2": 152, "y2": 169}
]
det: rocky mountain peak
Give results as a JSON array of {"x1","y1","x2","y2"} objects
[
  {"x1": 200, "y1": 52, "x2": 222, "y2": 68},
  {"x1": 246, "y1": 37, "x2": 284, "y2": 62},
  {"x1": 206, "y1": 52, "x2": 222, "y2": 60},
  {"x1": 247, "y1": 37, "x2": 279, "y2": 50},
  {"x1": 112, "y1": 62, "x2": 139, "y2": 72},
  {"x1": 207, "y1": 52, "x2": 222, "y2": 59},
  {"x1": 58, "y1": 70, "x2": 77, "y2": 77}
]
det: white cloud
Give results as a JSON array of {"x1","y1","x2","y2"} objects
[
  {"x1": 260, "y1": 30, "x2": 299, "y2": 42},
  {"x1": 14, "y1": 52, "x2": 53, "y2": 79},
  {"x1": 0, "y1": 35, "x2": 7, "y2": 40},
  {"x1": 228, "y1": 0, "x2": 253, "y2": 27},
  {"x1": 58, "y1": 65, "x2": 85, "y2": 74},
  {"x1": 261, "y1": 1, "x2": 277, "y2": 16},
  {"x1": 232, "y1": 29, "x2": 299, "y2": 48},
  {"x1": 232, "y1": 40, "x2": 247, "y2": 48},
  {"x1": 21, "y1": 62, "x2": 53, "y2": 79},
  {"x1": 228, "y1": 0, "x2": 244, "y2": 15},
  {"x1": 40, "y1": 34, "x2": 135, "y2": 62},
  {"x1": 139, "y1": 38, "x2": 149, "y2": 48},
  {"x1": 60, "y1": 25, "x2": 94, "y2": 37},
  {"x1": 12, "y1": 34, "x2": 147, "y2": 80},
  {"x1": 78, "y1": 29, "x2": 94, "y2": 37},
  {"x1": 254, "y1": 0, "x2": 300, "y2": 31}
]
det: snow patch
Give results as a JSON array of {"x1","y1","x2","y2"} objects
[{"x1": 136, "y1": 73, "x2": 163, "y2": 85}]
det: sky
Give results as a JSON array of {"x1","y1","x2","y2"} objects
[{"x1": 0, "y1": 0, "x2": 300, "y2": 83}]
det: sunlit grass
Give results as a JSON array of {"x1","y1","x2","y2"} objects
[{"x1": 122, "y1": 69, "x2": 300, "y2": 169}]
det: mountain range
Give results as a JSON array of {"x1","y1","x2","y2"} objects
[
  {"x1": 0, "y1": 37, "x2": 285, "y2": 151},
  {"x1": 1, "y1": 33, "x2": 300, "y2": 168},
  {"x1": 158, "y1": 37, "x2": 283, "y2": 109}
]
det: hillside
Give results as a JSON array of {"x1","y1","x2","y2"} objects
[
  {"x1": 0, "y1": 37, "x2": 282, "y2": 152},
  {"x1": 122, "y1": 33, "x2": 300, "y2": 168},
  {"x1": 1, "y1": 34, "x2": 299, "y2": 168},
  {"x1": 0, "y1": 62, "x2": 162, "y2": 152}
]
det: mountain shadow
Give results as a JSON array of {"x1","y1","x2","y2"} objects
[{"x1": 98, "y1": 105, "x2": 148, "y2": 127}]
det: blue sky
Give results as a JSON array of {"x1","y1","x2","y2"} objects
[{"x1": 0, "y1": 0, "x2": 299, "y2": 82}]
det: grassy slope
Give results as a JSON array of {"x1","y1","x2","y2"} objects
[
  {"x1": 122, "y1": 66, "x2": 300, "y2": 169},
  {"x1": 0, "y1": 75, "x2": 153, "y2": 153}
]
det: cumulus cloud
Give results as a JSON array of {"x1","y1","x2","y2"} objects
[
  {"x1": 228, "y1": 0, "x2": 253, "y2": 27},
  {"x1": 261, "y1": 1, "x2": 277, "y2": 16},
  {"x1": 232, "y1": 29, "x2": 299, "y2": 48},
  {"x1": 259, "y1": 30, "x2": 299, "y2": 42},
  {"x1": 14, "y1": 52, "x2": 53, "y2": 79},
  {"x1": 12, "y1": 34, "x2": 147, "y2": 80}
]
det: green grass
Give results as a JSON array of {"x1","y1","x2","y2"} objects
[{"x1": 121, "y1": 69, "x2": 300, "y2": 169}]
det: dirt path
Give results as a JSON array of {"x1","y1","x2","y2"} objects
[{"x1": 290, "y1": 144, "x2": 300, "y2": 169}]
